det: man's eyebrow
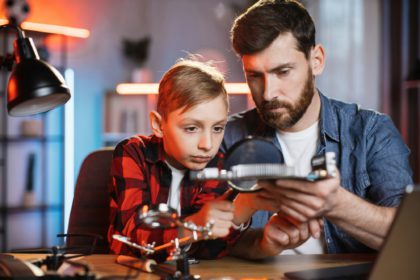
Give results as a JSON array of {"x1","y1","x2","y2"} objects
[
  {"x1": 243, "y1": 67, "x2": 259, "y2": 74},
  {"x1": 244, "y1": 63, "x2": 295, "y2": 74},
  {"x1": 267, "y1": 63, "x2": 295, "y2": 73}
]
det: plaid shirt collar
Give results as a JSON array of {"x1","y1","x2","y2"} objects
[{"x1": 143, "y1": 135, "x2": 167, "y2": 165}]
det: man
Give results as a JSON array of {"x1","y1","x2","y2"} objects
[{"x1": 223, "y1": 0, "x2": 413, "y2": 259}]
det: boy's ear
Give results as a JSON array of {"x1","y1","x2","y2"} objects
[
  {"x1": 310, "y1": 44, "x2": 325, "y2": 76},
  {"x1": 150, "y1": 111, "x2": 164, "y2": 138}
]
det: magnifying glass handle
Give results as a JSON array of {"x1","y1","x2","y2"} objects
[{"x1": 225, "y1": 189, "x2": 239, "y2": 202}]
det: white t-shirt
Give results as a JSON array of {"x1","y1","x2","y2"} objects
[
  {"x1": 275, "y1": 121, "x2": 325, "y2": 254},
  {"x1": 166, "y1": 162, "x2": 186, "y2": 215}
]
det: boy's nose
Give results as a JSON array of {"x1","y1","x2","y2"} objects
[{"x1": 198, "y1": 133, "x2": 212, "y2": 151}]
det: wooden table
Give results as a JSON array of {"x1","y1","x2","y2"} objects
[{"x1": 10, "y1": 253, "x2": 375, "y2": 279}]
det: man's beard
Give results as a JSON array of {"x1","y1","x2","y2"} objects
[{"x1": 255, "y1": 68, "x2": 315, "y2": 130}]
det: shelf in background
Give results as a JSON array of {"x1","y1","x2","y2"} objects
[
  {"x1": 116, "y1": 82, "x2": 251, "y2": 95},
  {"x1": 0, "y1": 15, "x2": 87, "y2": 252},
  {"x1": 104, "y1": 84, "x2": 254, "y2": 147},
  {"x1": 0, "y1": 136, "x2": 64, "y2": 142},
  {"x1": 102, "y1": 132, "x2": 133, "y2": 144},
  {"x1": 0, "y1": 204, "x2": 63, "y2": 214}
]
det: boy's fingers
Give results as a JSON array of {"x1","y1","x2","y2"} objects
[
  {"x1": 211, "y1": 200, "x2": 234, "y2": 211},
  {"x1": 211, "y1": 227, "x2": 230, "y2": 238},
  {"x1": 207, "y1": 209, "x2": 234, "y2": 222}
]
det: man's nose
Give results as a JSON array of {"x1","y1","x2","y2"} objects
[{"x1": 263, "y1": 75, "x2": 277, "y2": 101}]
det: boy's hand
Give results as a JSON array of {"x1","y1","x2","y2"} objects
[
  {"x1": 232, "y1": 189, "x2": 282, "y2": 226},
  {"x1": 186, "y1": 199, "x2": 234, "y2": 238}
]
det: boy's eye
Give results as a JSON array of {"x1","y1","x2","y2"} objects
[{"x1": 184, "y1": 126, "x2": 198, "y2": 133}]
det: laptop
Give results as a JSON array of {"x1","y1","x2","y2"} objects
[{"x1": 284, "y1": 184, "x2": 420, "y2": 280}]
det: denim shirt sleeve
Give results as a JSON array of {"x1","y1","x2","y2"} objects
[{"x1": 364, "y1": 114, "x2": 413, "y2": 206}]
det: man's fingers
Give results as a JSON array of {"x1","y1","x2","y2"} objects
[
  {"x1": 264, "y1": 218, "x2": 290, "y2": 247},
  {"x1": 254, "y1": 193, "x2": 281, "y2": 212},
  {"x1": 309, "y1": 218, "x2": 323, "y2": 239},
  {"x1": 270, "y1": 215, "x2": 301, "y2": 245},
  {"x1": 279, "y1": 204, "x2": 308, "y2": 222}
]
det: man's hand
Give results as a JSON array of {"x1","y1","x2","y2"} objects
[
  {"x1": 258, "y1": 214, "x2": 323, "y2": 257},
  {"x1": 257, "y1": 170, "x2": 342, "y2": 222},
  {"x1": 254, "y1": 168, "x2": 397, "y2": 250},
  {"x1": 185, "y1": 200, "x2": 234, "y2": 238}
]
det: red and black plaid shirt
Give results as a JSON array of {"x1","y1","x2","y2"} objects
[{"x1": 108, "y1": 135, "x2": 239, "y2": 260}]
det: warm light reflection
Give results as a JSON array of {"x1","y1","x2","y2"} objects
[
  {"x1": 117, "y1": 83, "x2": 158, "y2": 95},
  {"x1": 0, "y1": 19, "x2": 89, "y2": 38},
  {"x1": 225, "y1": 83, "x2": 251, "y2": 94},
  {"x1": 141, "y1": 205, "x2": 149, "y2": 215},
  {"x1": 116, "y1": 83, "x2": 250, "y2": 95},
  {"x1": 7, "y1": 78, "x2": 17, "y2": 101}
]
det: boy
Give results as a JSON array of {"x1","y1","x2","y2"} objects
[{"x1": 108, "y1": 59, "x2": 236, "y2": 260}]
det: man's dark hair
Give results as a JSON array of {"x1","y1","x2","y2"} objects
[{"x1": 231, "y1": 0, "x2": 315, "y2": 58}]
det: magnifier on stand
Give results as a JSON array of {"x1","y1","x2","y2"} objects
[
  {"x1": 190, "y1": 137, "x2": 337, "y2": 200},
  {"x1": 113, "y1": 204, "x2": 213, "y2": 280}
]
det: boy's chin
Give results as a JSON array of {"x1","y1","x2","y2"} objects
[{"x1": 186, "y1": 162, "x2": 209, "y2": 171}]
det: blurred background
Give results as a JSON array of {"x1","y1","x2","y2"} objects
[{"x1": 0, "y1": 0, "x2": 418, "y2": 252}]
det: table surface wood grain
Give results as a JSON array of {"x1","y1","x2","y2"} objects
[{"x1": 10, "y1": 253, "x2": 376, "y2": 280}]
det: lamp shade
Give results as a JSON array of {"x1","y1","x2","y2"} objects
[
  {"x1": 6, "y1": 35, "x2": 70, "y2": 117},
  {"x1": 7, "y1": 59, "x2": 70, "y2": 116}
]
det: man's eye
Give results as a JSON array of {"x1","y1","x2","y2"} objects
[
  {"x1": 213, "y1": 126, "x2": 225, "y2": 133},
  {"x1": 277, "y1": 69, "x2": 291, "y2": 76},
  {"x1": 246, "y1": 72, "x2": 261, "y2": 79}
]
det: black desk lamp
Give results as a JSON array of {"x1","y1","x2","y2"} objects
[{"x1": 1, "y1": 23, "x2": 70, "y2": 116}]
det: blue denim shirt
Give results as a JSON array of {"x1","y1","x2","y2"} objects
[{"x1": 221, "y1": 92, "x2": 413, "y2": 253}]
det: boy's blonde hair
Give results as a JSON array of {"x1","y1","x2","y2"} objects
[{"x1": 157, "y1": 59, "x2": 228, "y2": 119}]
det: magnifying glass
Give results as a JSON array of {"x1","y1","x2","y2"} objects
[
  {"x1": 136, "y1": 204, "x2": 214, "y2": 251},
  {"x1": 190, "y1": 137, "x2": 336, "y2": 199},
  {"x1": 224, "y1": 137, "x2": 283, "y2": 194},
  {"x1": 138, "y1": 204, "x2": 179, "y2": 229}
]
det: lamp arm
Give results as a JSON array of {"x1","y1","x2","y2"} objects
[
  {"x1": 0, "y1": 23, "x2": 25, "y2": 37},
  {"x1": 1, "y1": 23, "x2": 37, "y2": 61}
]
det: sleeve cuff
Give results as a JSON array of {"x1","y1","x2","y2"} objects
[{"x1": 231, "y1": 218, "x2": 251, "y2": 232}]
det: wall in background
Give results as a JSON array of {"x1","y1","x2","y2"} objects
[
  {"x1": 308, "y1": 0, "x2": 381, "y2": 111},
  {"x1": 18, "y1": 0, "x2": 248, "y2": 180},
  {"x1": 14, "y1": 0, "x2": 381, "y2": 182}
]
